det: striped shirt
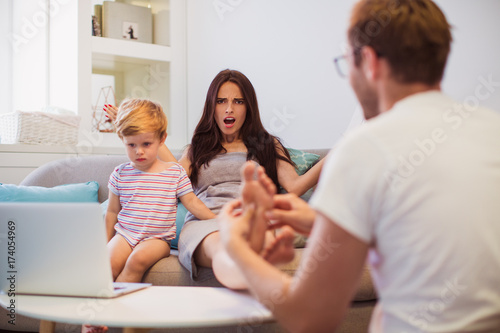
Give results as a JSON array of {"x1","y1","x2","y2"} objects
[{"x1": 108, "y1": 162, "x2": 193, "y2": 247}]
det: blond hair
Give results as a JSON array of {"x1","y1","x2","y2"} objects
[{"x1": 115, "y1": 99, "x2": 167, "y2": 140}]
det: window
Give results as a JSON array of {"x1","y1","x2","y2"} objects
[{"x1": 1, "y1": 0, "x2": 49, "y2": 115}]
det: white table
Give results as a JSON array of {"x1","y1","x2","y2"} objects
[{"x1": 0, "y1": 286, "x2": 274, "y2": 333}]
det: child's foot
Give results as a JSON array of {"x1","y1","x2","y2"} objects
[
  {"x1": 240, "y1": 162, "x2": 276, "y2": 253},
  {"x1": 81, "y1": 325, "x2": 108, "y2": 333},
  {"x1": 263, "y1": 226, "x2": 296, "y2": 265}
]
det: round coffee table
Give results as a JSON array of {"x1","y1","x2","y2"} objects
[{"x1": 0, "y1": 286, "x2": 274, "y2": 333}]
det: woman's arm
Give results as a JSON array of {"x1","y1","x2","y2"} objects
[
  {"x1": 179, "y1": 192, "x2": 216, "y2": 220},
  {"x1": 277, "y1": 148, "x2": 327, "y2": 196},
  {"x1": 178, "y1": 145, "x2": 192, "y2": 177},
  {"x1": 105, "y1": 192, "x2": 121, "y2": 241},
  {"x1": 158, "y1": 144, "x2": 177, "y2": 163}
]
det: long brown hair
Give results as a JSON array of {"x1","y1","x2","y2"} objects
[{"x1": 188, "y1": 69, "x2": 293, "y2": 189}]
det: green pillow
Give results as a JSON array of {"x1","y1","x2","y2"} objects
[
  {"x1": 286, "y1": 148, "x2": 321, "y2": 202},
  {"x1": 287, "y1": 148, "x2": 320, "y2": 175},
  {"x1": 0, "y1": 182, "x2": 99, "y2": 202}
]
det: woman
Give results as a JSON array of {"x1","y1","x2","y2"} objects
[
  {"x1": 175, "y1": 69, "x2": 323, "y2": 289},
  {"x1": 106, "y1": 69, "x2": 324, "y2": 289}
]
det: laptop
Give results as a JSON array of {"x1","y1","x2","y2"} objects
[{"x1": 0, "y1": 202, "x2": 150, "y2": 298}]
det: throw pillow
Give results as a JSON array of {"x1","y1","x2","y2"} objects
[
  {"x1": 171, "y1": 203, "x2": 188, "y2": 249},
  {"x1": 0, "y1": 181, "x2": 99, "y2": 202},
  {"x1": 285, "y1": 148, "x2": 321, "y2": 203},
  {"x1": 286, "y1": 148, "x2": 321, "y2": 248},
  {"x1": 287, "y1": 148, "x2": 320, "y2": 175}
]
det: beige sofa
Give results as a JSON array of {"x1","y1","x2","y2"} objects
[{"x1": 0, "y1": 149, "x2": 377, "y2": 332}]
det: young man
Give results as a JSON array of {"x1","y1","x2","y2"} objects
[{"x1": 217, "y1": 0, "x2": 500, "y2": 332}]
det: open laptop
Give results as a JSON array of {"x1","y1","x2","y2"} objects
[{"x1": 0, "y1": 202, "x2": 150, "y2": 298}]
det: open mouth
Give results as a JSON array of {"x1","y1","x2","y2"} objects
[{"x1": 223, "y1": 117, "x2": 236, "y2": 128}]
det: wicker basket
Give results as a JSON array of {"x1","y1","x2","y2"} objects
[{"x1": 0, "y1": 111, "x2": 80, "y2": 145}]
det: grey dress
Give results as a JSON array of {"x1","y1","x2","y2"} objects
[{"x1": 178, "y1": 152, "x2": 250, "y2": 278}]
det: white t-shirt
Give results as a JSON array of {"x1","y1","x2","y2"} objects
[{"x1": 310, "y1": 91, "x2": 500, "y2": 332}]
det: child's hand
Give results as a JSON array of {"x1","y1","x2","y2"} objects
[{"x1": 103, "y1": 104, "x2": 118, "y2": 122}]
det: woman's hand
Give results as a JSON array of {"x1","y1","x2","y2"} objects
[
  {"x1": 266, "y1": 193, "x2": 316, "y2": 236},
  {"x1": 103, "y1": 104, "x2": 118, "y2": 122}
]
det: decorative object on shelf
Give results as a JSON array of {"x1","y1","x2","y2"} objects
[
  {"x1": 92, "y1": 86, "x2": 116, "y2": 133},
  {"x1": 92, "y1": 15, "x2": 101, "y2": 37},
  {"x1": 102, "y1": 1, "x2": 153, "y2": 43},
  {"x1": 0, "y1": 110, "x2": 80, "y2": 145},
  {"x1": 93, "y1": 4, "x2": 102, "y2": 37}
]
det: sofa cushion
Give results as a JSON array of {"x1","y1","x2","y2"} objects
[
  {"x1": 0, "y1": 181, "x2": 99, "y2": 202},
  {"x1": 143, "y1": 249, "x2": 377, "y2": 302}
]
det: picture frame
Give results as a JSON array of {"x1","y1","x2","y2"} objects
[{"x1": 102, "y1": 1, "x2": 153, "y2": 43}]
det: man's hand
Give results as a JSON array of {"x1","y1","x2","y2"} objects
[
  {"x1": 217, "y1": 199, "x2": 255, "y2": 254},
  {"x1": 267, "y1": 193, "x2": 316, "y2": 236}
]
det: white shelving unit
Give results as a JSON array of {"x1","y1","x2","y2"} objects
[
  {"x1": 0, "y1": 0, "x2": 187, "y2": 185},
  {"x1": 49, "y1": 0, "x2": 187, "y2": 149}
]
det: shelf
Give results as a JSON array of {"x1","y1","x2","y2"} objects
[{"x1": 91, "y1": 36, "x2": 172, "y2": 70}]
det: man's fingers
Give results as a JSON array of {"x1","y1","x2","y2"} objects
[
  {"x1": 266, "y1": 209, "x2": 293, "y2": 224},
  {"x1": 221, "y1": 199, "x2": 242, "y2": 217},
  {"x1": 272, "y1": 193, "x2": 301, "y2": 210}
]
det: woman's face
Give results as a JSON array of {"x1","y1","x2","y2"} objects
[{"x1": 214, "y1": 81, "x2": 247, "y2": 142}]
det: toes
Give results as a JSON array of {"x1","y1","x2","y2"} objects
[{"x1": 242, "y1": 161, "x2": 256, "y2": 182}]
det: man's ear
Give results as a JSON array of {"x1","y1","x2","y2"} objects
[{"x1": 360, "y1": 46, "x2": 380, "y2": 81}]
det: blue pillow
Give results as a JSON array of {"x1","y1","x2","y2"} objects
[
  {"x1": 171, "y1": 203, "x2": 188, "y2": 249},
  {"x1": 287, "y1": 148, "x2": 320, "y2": 175},
  {"x1": 0, "y1": 182, "x2": 99, "y2": 202},
  {"x1": 100, "y1": 199, "x2": 187, "y2": 250}
]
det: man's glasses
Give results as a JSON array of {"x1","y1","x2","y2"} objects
[
  {"x1": 333, "y1": 48, "x2": 383, "y2": 78},
  {"x1": 333, "y1": 54, "x2": 350, "y2": 78}
]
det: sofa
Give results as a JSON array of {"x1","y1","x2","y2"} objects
[{"x1": 0, "y1": 149, "x2": 377, "y2": 333}]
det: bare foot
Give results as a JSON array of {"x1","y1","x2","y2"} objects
[
  {"x1": 81, "y1": 325, "x2": 108, "y2": 333},
  {"x1": 240, "y1": 162, "x2": 276, "y2": 253},
  {"x1": 263, "y1": 226, "x2": 296, "y2": 265}
]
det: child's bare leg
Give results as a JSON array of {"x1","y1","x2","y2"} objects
[
  {"x1": 116, "y1": 238, "x2": 170, "y2": 283},
  {"x1": 107, "y1": 234, "x2": 132, "y2": 280},
  {"x1": 240, "y1": 162, "x2": 276, "y2": 253}
]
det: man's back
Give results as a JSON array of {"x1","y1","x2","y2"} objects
[{"x1": 313, "y1": 91, "x2": 500, "y2": 331}]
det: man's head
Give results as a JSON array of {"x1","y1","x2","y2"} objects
[
  {"x1": 115, "y1": 98, "x2": 167, "y2": 141},
  {"x1": 348, "y1": 0, "x2": 452, "y2": 86},
  {"x1": 348, "y1": 0, "x2": 452, "y2": 85}
]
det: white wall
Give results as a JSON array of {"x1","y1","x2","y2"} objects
[{"x1": 186, "y1": 0, "x2": 500, "y2": 150}]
